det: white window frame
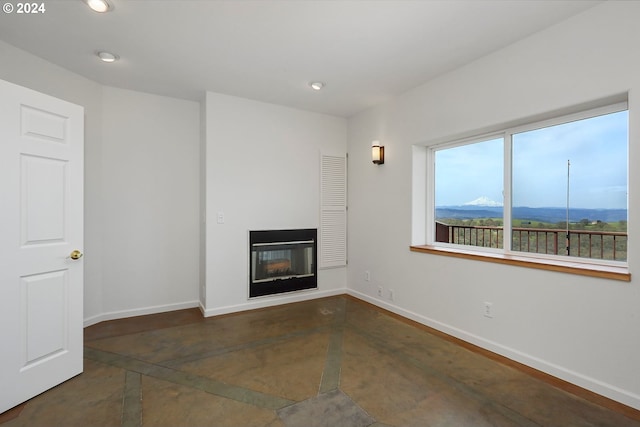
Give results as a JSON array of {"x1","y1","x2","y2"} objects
[
  {"x1": 426, "y1": 132, "x2": 506, "y2": 255},
  {"x1": 421, "y1": 100, "x2": 629, "y2": 273}
]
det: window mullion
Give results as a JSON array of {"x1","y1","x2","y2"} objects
[{"x1": 504, "y1": 132, "x2": 512, "y2": 253}]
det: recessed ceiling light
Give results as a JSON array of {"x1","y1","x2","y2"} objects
[
  {"x1": 309, "y1": 82, "x2": 325, "y2": 91},
  {"x1": 85, "y1": 0, "x2": 113, "y2": 13},
  {"x1": 97, "y1": 51, "x2": 119, "y2": 63}
]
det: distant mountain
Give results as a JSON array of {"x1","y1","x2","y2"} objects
[
  {"x1": 463, "y1": 196, "x2": 503, "y2": 207},
  {"x1": 436, "y1": 206, "x2": 627, "y2": 223},
  {"x1": 512, "y1": 207, "x2": 626, "y2": 223}
]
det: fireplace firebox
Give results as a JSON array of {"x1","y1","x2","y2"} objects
[{"x1": 249, "y1": 229, "x2": 317, "y2": 298}]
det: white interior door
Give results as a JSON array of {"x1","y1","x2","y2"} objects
[{"x1": 0, "y1": 79, "x2": 84, "y2": 413}]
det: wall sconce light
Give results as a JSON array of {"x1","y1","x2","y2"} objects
[{"x1": 371, "y1": 140, "x2": 384, "y2": 165}]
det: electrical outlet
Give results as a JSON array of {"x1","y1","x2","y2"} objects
[
  {"x1": 484, "y1": 301, "x2": 493, "y2": 318},
  {"x1": 389, "y1": 289, "x2": 395, "y2": 301},
  {"x1": 365, "y1": 270, "x2": 370, "y2": 282},
  {"x1": 377, "y1": 286, "x2": 383, "y2": 297}
]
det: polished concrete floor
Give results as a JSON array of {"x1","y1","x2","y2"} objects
[{"x1": 2, "y1": 295, "x2": 639, "y2": 426}]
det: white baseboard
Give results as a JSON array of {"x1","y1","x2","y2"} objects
[
  {"x1": 201, "y1": 288, "x2": 347, "y2": 317},
  {"x1": 83, "y1": 300, "x2": 200, "y2": 327},
  {"x1": 347, "y1": 289, "x2": 640, "y2": 411}
]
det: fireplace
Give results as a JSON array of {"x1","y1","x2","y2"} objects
[{"x1": 249, "y1": 229, "x2": 317, "y2": 298}]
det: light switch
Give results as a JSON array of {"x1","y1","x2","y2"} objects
[{"x1": 217, "y1": 211, "x2": 225, "y2": 224}]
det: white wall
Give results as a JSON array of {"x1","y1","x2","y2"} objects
[
  {"x1": 347, "y1": 1, "x2": 640, "y2": 409},
  {"x1": 0, "y1": 41, "x2": 201, "y2": 325},
  {"x1": 98, "y1": 87, "x2": 200, "y2": 320},
  {"x1": 203, "y1": 92, "x2": 347, "y2": 315},
  {"x1": 1, "y1": 38, "x2": 341, "y2": 323}
]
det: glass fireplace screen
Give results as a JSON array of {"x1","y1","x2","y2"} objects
[
  {"x1": 249, "y1": 229, "x2": 317, "y2": 298},
  {"x1": 251, "y1": 241, "x2": 314, "y2": 282}
]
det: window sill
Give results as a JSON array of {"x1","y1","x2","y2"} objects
[{"x1": 409, "y1": 245, "x2": 631, "y2": 282}]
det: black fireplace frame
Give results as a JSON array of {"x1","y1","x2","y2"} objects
[{"x1": 249, "y1": 228, "x2": 317, "y2": 298}]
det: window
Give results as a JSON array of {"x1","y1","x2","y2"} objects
[
  {"x1": 435, "y1": 137, "x2": 504, "y2": 249},
  {"x1": 424, "y1": 102, "x2": 628, "y2": 270}
]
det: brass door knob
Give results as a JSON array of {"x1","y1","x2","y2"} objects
[{"x1": 69, "y1": 250, "x2": 83, "y2": 260}]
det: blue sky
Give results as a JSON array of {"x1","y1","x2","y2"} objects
[{"x1": 435, "y1": 110, "x2": 628, "y2": 209}]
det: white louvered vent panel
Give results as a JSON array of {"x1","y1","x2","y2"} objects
[
  {"x1": 320, "y1": 153, "x2": 347, "y2": 268},
  {"x1": 321, "y1": 155, "x2": 346, "y2": 207},
  {"x1": 320, "y1": 210, "x2": 347, "y2": 267}
]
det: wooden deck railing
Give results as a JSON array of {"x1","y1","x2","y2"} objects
[{"x1": 435, "y1": 221, "x2": 627, "y2": 261}]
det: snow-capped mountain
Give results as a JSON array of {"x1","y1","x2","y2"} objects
[{"x1": 463, "y1": 196, "x2": 503, "y2": 207}]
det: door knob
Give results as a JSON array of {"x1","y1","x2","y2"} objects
[{"x1": 69, "y1": 250, "x2": 83, "y2": 260}]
